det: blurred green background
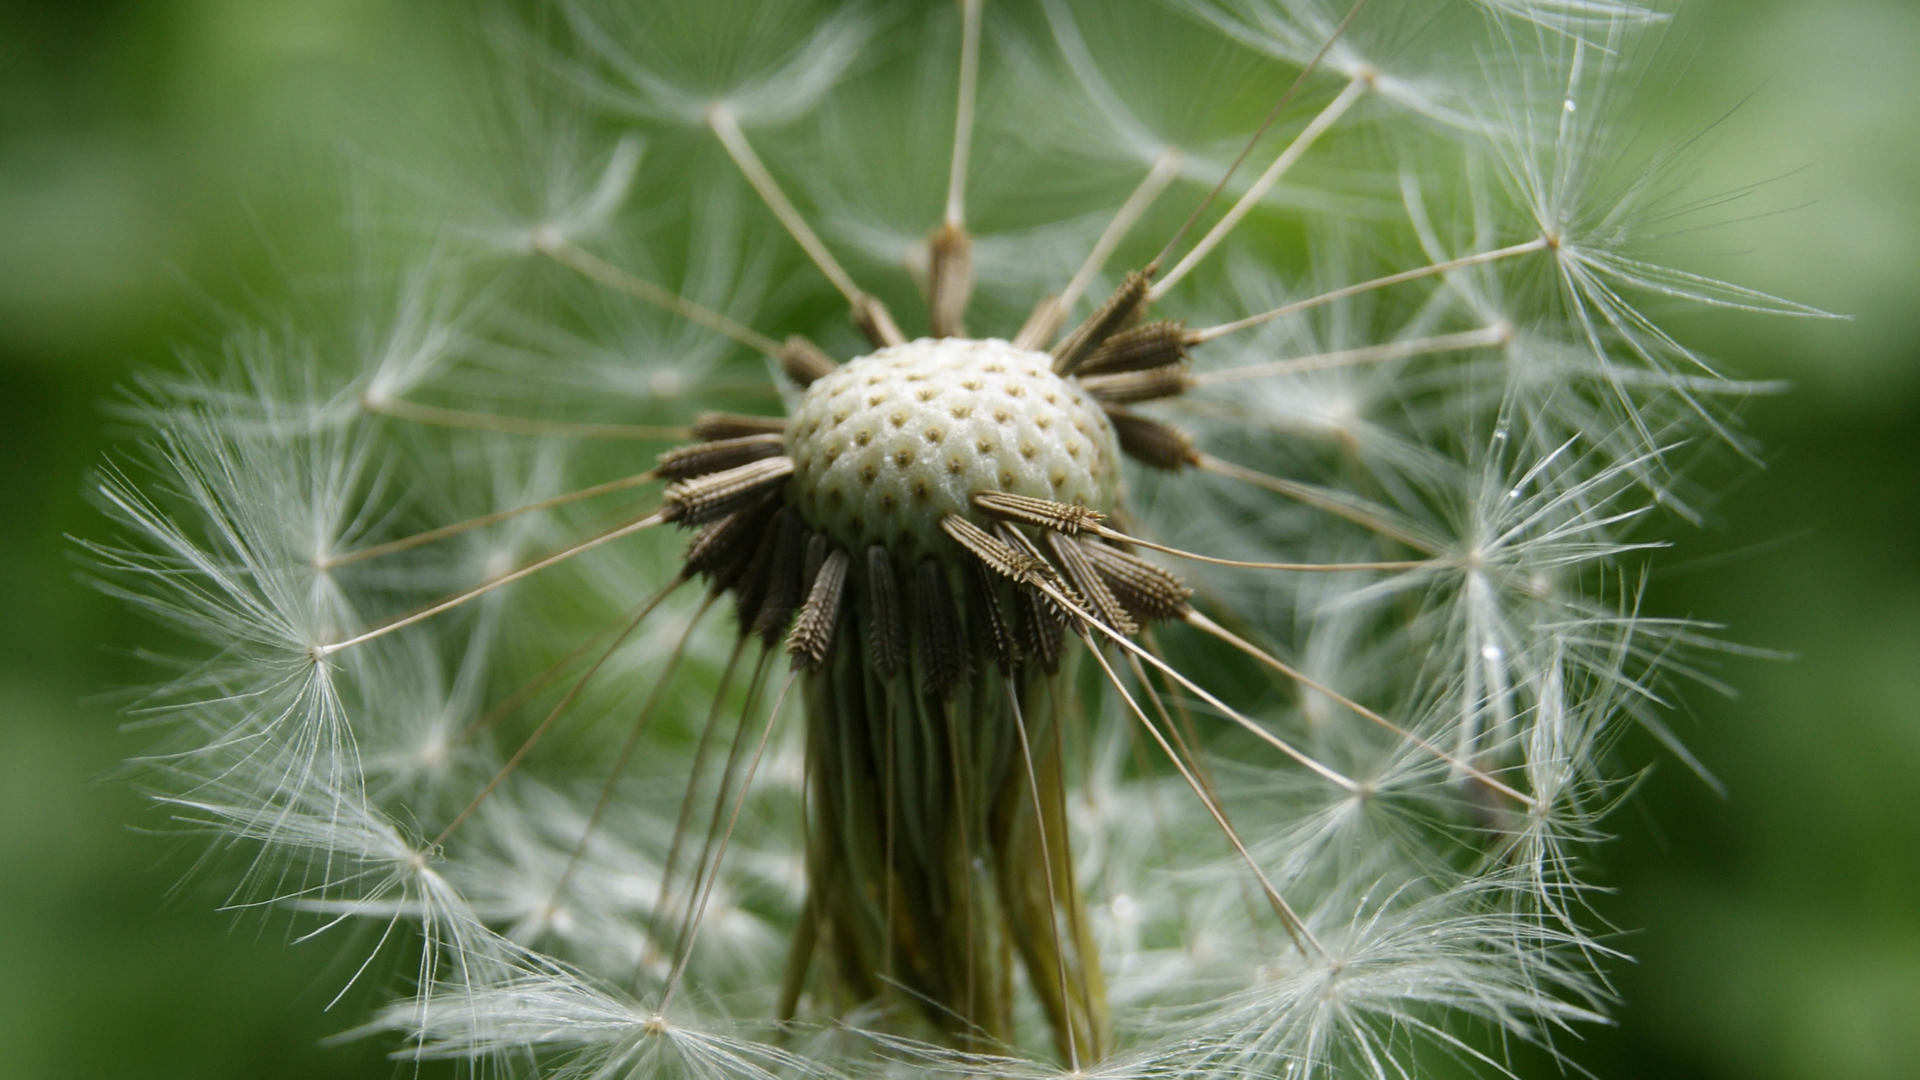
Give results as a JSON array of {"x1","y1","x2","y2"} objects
[{"x1": 1, "y1": 1, "x2": 1912, "y2": 1078}]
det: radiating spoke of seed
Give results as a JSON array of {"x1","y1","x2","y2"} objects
[
  {"x1": 659, "y1": 668, "x2": 800, "y2": 1009},
  {"x1": 1152, "y1": 74, "x2": 1370, "y2": 301},
  {"x1": 464, "y1": 601, "x2": 650, "y2": 747},
  {"x1": 544, "y1": 592, "x2": 720, "y2": 928},
  {"x1": 972, "y1": 490, "x2": 1429, "y2": 574},
  {"x1": 945, "y1": 0, "x2": 983, "y2": 229},
  {"x1": 1186, "y1": 238, "x2": 1553, "y2": 344},
  {"x1": 1025, "y1": 574, "x2": 1360, "y2": 793},
  {"x1": 1086, "y1": 522, "x2": 1432, "y2": 574},
  {"x1": 433, "y1": 574, "x2": 689, "y2": 848},
  {"x1": 1082, "y1": 634, "x2": 1325, "y2": 958},
  {"x1": 643, "y1": 635, "x2": 752, "y2": 979},
  {"x1": 1148, "y1": 0, "x2": 1371, "y2": 279},
  {"x1": 645, "y1": 644, "x2": 776, "y2": 992},
  {"x1": 362, "y1": 395, "x2": 690, "y2": 441},
  {"x1": 707, "y1": 103, "x2": 905, "y2": 347},
  {"x1": 530, "y1": 230, "x2": 785, "y2": 359},
  {"x1": 1183, "y1": 608, "x2": 1538, "y2": 809},
  {"x1": 1018, "y1": 150, "x2": 1185, "y2": 349},
  {"x1": 314, "y1": 510, "x2": 671, "y2": 658},
  {"x1": 319, "y1": 470, "x2": 661, "y2": 570},
  {"x1": 1190, "y1": 325, "x2": 1511, "y2": 386},
  {"x1": 1195, "y1": 453, "x2": 1445, "y2": 555}
]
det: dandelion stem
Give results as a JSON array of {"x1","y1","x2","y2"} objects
[
  {"x1": 1060, "y1": 152, "x2": 1185, "y2": 317},
  {"x1": 1187, "y1": 238, "x2": 1553, "y2": 343},
  {"x1": 1183, "y1": 608, "x2": 1539, "y2": 808},
  {"x1": 1153, "y1": 74, "x2": 1370, "y2": 301},
  {"x1": 362, "y1": 395, "x2": 689, "y2": 441},
  {"x1": 531, "y1": 232, "x2": 784, "y2": 358},
  {"x1": 319, "y1": 470, "x2": 660, "y2": 570},
  {"x1": 1190, "y1": 325, "x2": 1511, "y2": 386},
  {"x1": 314, "y1": 511, "x2": 670, "y2": 658}
]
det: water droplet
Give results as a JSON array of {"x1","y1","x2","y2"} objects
[
  {"x1": 1481, "y1": 642, "x2": 1504, "y2": 663},
  {"x1": 1563, "y1": 98, "x2": 1577, "y2": 114}
]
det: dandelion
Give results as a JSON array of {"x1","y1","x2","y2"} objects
[{"x1": 94, "y1": 1, "x2": 1826, "y2": 1077}]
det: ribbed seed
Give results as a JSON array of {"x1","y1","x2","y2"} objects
[
  {"x1": 865, "y1": 545, "x2": 907, "y2": 677},
  {"x1": 656, "y1": 433, "x2": 788, "y2": 481},
  {"x1": 781, "y1": 335, "x2": 839, "y2": 387},
  {"x1": 684, "y1": 493, "x2": 780, "y2": 584},
  {"x1": 1076, "y1": 319, "x2": 1189, "y2": 376},
  {"x1": 974, "y1": 491, "x2": 1106, "y2": 536},
  {"x1": 692, "y1": 411, "x2": 788, "y2": 440},
  {"x1": 789, "y1": 547, "x2": 851, "y2": 668},
  {"x1": 995, "y1": 523, "x2": 1084, "y2": 626},
  {"x1": 914, "y1": 560, "x2": 967, "y2": 697},
  {"x1": 1015, "y1": 580, "x2": 1065, "y2": 673},
  {"x1": 1052, "y1": 271, "x2": 1151, "y2": 374},
  {"x1": 1045, "y1": 532, "x2": 1137, "y2": 636},
  {"x1": 1103, "y1": 405, "x2": 1200, "y2": 471},
  {"x1": 663, "y1": 457, "x2": 795, "y2": 524},
  {"x1": 965, "y1": 560, "x2": 1021, "y2": 673},
  {"x1": 751, "y1": 510, "x2": 811, "y2": 643},
  {"x1": 1079, "y1": 365, "x2": 1194, "y2": 404},
  {"x1": 1081, "y1": 541, "x2": 1193, "y2": 622},
  {"x1": 941, "y1": 514, "x2": 1044, "y2": 585}
]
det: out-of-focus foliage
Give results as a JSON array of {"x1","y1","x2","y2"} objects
[{"x1": 0, "y1": 1, "x2": 1912, "y2": 1078}]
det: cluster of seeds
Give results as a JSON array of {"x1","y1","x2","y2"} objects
[{"x1": 786, "y1": 337, "x2": 1119, "y2": 558}]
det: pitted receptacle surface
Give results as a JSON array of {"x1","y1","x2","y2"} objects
[{"x1": 786, "y1": 337, "x2": 1120, "y2": 555}]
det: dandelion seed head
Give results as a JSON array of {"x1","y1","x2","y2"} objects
[
  {"x1": 93, "y1": 0, "x2": 1810, "y2": 1076},
  {"x1": 787, "y1": 337, "x2": 1119, "y2": 555}
]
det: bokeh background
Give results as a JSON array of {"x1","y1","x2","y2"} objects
[{"x1": 1, "y1": 2, "x2": 1912, "y2": 1078}]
